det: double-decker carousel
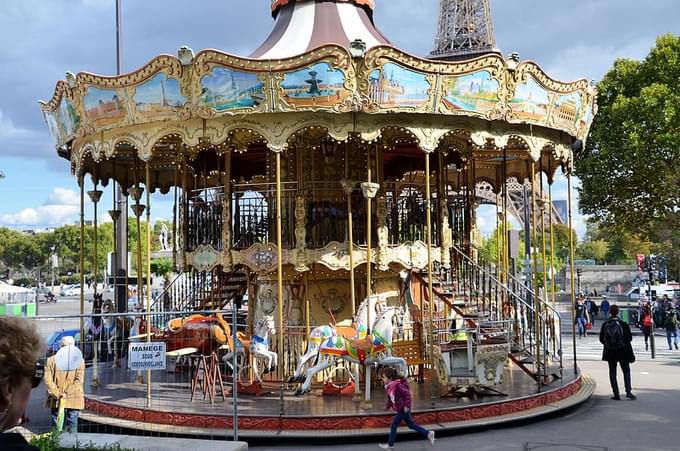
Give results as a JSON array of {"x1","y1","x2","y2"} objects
[{"x1": 39, "y1": 0, "x2": 596, "y2": 438}]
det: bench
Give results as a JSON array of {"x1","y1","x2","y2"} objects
[{"x1": 392, "y1": 340, "x2": 427, "y2": 381}]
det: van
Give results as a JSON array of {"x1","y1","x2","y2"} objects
[{"x1": 625, "y1": 284, "x2": 678, "y2": 301}]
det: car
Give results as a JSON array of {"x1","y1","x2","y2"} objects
[
  {"x1": 45, "y1": 328, "x2": 93, "y2": 361},
  {"x1": 61, "y1": 284, "x2": 81, "y2": 296}
]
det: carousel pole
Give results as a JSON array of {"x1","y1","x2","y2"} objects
[
  {"x1": 425, "y1": 151, "x2": 436, "y2": 408},
  {"x1": 275, "y1": 151, "x2": 285, "y2": 382},
  {"x1": 539, "y1": 170, "x2": 549, "y2": 383},
  {"x1": 548, "y1": 167, "x2": 561, "y2": 374},
  {"x1": 360, "y1": 144, "x2": 378, "y2": 408},
  {"x1": 88, "y1": 178, "x2": 103, "y2": 388},
  {"x1": 145, "y1": 162, "x2": 153, "y2": 407},
  {"x1": 530, "y1": 162, "x2": 541, "y2": 388},
  {"x1": 79, "y1": 174, "x2": 85, "y2": 351},
  {"x1": 342, "y1": 142, "x2": 357, "y2": 318},
  {"x1": 130, "y1": 158, "x2": 145, "y2": 382},
  {"x1": 567, "y1": 172, "x2": 578, "y2": 375}
]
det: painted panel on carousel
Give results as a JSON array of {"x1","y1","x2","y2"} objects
[
  {"x1": 199, "y1": 67, "x2": 265, "y2": 112},
  {"x1": 280, "y1": 62, "x2": 348, "y2": 107},
  {"x1": 44, "y1": 111, "x2": 61, "y2": 146},
  {"x1": 133, "y1": 72, "x2": 186, "y2": 121},
  {"x1": 58, "y1": 98, "x2": 81, "y2": 137},
  {"x1": 510, "y1": 77, "x2": 551, "y2": 123},
  {"x1": 551, "y1": 91, "x2": 582, "y2": 131},
  {"x1": 441, "y1": 70, "x2": 500, "y2": 114},
  {"x1": 84, "y1": 87, "x2": 128, "y2": 129},
  {"x1": 369, "y1": 63, "x2": 430, "y2": 109}
]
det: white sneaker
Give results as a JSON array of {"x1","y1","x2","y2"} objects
[
  {"x1": 428, "y1": 430, "x2": 436, "y2": 445},
  {"x1": 378, "y1": 444, "x2": 394, "y2": 450}
]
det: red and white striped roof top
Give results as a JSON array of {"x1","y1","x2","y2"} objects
[{"x1": 252, "y1": 0, "x2": 390, "y2": 59}]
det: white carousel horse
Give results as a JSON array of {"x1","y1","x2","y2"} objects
[
  {"x1": 223, "y1": 315, "x2": 277, "y2": 384},
  {"x1": 288, "y1": 294, "x2": 387, "y2": 383},
  {"x1": 294, "y1": 306, "x2": 407, "y2": 396}
]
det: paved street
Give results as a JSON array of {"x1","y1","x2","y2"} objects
[{"x1": 249, "y1": 301, "x2": 680, "y2": 451}]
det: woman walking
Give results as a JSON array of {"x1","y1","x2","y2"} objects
[{"x1": 379, "y1": 367, "x2": 435, "y2": 450}]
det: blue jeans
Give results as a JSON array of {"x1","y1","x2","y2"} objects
[
  {"x1": 577, "y1": 317, "x2": 586, "y2": 337},
  {"x1": 388, "y1": 409, "x2": 429, "y2": 446},
  {"x1": 666, "y1": 329, "x2": 678, "y2": 349},
  {"x1": 51, "y1": 408, "x2": 79, "y2": 431}
]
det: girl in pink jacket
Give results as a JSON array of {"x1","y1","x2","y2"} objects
[{"x1": 379, "y1": 367, "x2": 435, "y2": 449}]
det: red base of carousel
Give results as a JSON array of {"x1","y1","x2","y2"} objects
[{"x1": 82, "y1": 371, "x2": 587, "y2": 437}]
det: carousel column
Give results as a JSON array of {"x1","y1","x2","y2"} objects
[
  {"x1": 548, "y1": 171, "x2": 561, "y2": 374},
  {"x1": 424, "y1": 150, "x2": 436, "y2": 408},
  {"x1": 530, "y1": 162, "x2": 541, "y2": 387},
  {"x1": 222, "y1": 150, "x2": 233, "y2": 270},
  {"x1": 144, "y1": 161, "x2": 153, "y2": 407},
  {"x1": 129, "y1": 184, "x2": 145, "y2": 380},
  {"x1": 341, "y1": 175, "x2": 361, "y2": 401},
  {"x1": 87, "y1": 184, "x2": 103, "y2": 388},
  {"x1": 567, "y1": 172, "x2": 578, "y2": 375},
  {"x1": 78, "y1": 175, "x2": 85, "y2": 352},
  {"x1": 360, "y1": 149, "x2": 379, "y2": 408},
  {"x1": 273, "y1": 148, "x2": 285, "y2": 382}
]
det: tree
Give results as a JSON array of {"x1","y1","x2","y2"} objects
[
  {"x1": 578, "y1": 240, "x2": 609, "y2": 264},
  {"x1": 577, "y1": 34, "x2": 680, "y2": 234}
]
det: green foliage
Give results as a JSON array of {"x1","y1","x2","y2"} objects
[
  {"x1": 30, "y1": 431, "x2": 137, "y2": 451},
  {"x1": 150, "y1": 257, "x2": 174, "y2": 284}
]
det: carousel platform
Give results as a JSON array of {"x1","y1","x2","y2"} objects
[{"x1": 80, "y1": 364, "x2": 593, "y2": 439}]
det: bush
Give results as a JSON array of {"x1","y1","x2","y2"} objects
[{"x1": 13, "y1": 276, "x2": 35, "y2": 287}]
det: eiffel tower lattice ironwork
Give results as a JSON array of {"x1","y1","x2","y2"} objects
[{"x1": 430, "y1": 0, "x2": 498, "y2": 60}]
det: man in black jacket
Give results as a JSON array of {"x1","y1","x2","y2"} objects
[{"x1": 599, "y1": 305, "x2": 636, "y2": 400}]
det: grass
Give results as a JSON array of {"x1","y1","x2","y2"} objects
[{"x1": 30, "y1": 432, "x2": 137, "y2": 451}]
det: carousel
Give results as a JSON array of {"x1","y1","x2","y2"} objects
[{"x1": 39, "y1": 0, "x2": 596, "y2": 438}]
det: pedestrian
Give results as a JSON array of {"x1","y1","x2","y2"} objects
[
  {"x1": 575, "y1": 298, "x2": 590, "y2": 338},
  {"x1": 0, "y1": 317, "x2": 44, "y2": 451},
  {"x1": 663, "y1": 304, "x2": 679, "y2": 350},
  {"x1": 44, "y1": 336, "x2": 85, "y2": 432},
  {"x1": 640, "y1": 306, "x2": 652, "y2": 351},
  {"x1": 378, "y1": 367, "x2": 435, "y2": 449},
  {"x1": 599, "y1": 305, "x2": 636, "y2": 400},
  {"x1": 600, "y1": 296, "x2": 610, "y2": 321}
]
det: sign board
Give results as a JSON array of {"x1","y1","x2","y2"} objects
[{"x1": 128, "y1": 342, "x2": 166, "y2": 370}]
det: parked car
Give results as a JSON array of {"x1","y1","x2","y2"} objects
[{"x1": 45, "y1": 328, "x2": 93, "y2": 361}]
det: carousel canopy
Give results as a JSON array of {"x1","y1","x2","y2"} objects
[
  {"x1": 39, "y1": 0, "x2": 596, "y2": 193},
  {"x1": 252, "y1": 0, "x2": 388, "y2": 59}
]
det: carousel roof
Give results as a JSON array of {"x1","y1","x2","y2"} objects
[
  {"x1": 252, "y1": 0, "x2": 388, "y2": 59},
  {"x1": 39, "y1": 0, "x2": 597, "y2": 192}
]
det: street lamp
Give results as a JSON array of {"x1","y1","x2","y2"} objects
[{"x1": 0, "y1": 171, "x2": 5, "y2": 179}]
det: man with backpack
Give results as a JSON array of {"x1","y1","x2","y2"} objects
[
  {"x1": 664, "y1": 304, "x2": 679, "y2": 350},
  {"x1": 599, "y1": 305, "x2": 636, "y2": 400}
]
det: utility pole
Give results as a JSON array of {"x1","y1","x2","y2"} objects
[{"x1": 114, "y1": 0, "x2": 129, "y2": 314}]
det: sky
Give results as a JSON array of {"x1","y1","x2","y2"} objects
[{"x1": 0, "y1": 0, "x2": 678, "y2": 237}]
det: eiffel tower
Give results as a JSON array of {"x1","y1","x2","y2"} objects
[{"x1": 429, "y1": 0, "x2": 499, "y2": 60}]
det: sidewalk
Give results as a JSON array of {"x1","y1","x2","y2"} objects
[
  {"x1": 248, "y1": 340, "x2": 680, "y2": 451},
  {"x1": 59, "y1": 432, "x2": 248, "y2": 451}
]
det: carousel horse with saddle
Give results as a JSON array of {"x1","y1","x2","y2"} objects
[{"x1": 287, "y1": 294, "x2": 387, "y2": 384}]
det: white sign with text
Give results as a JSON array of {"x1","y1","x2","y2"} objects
[{"x1": 128, "y1": 342, "x2": 166, "y2": 370}]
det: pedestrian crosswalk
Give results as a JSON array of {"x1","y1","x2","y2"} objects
[{"x1": 556, "y1": 301, "x2": 680, "y2": 363}]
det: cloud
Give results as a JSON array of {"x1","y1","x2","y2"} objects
[
  {"x1": 45, "y1": 187, "x2": 79, "y2": 206},
  {"x1": 0, "y1": 187, "x2": 79, "y2": 227}
]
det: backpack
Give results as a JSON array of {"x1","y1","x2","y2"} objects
[
  {"x1": 643, "y1": 314, "x2": 652, "y2": 328},
  {"x1": 603, "y1": 319, "x2": 626, "y2": 350},
  {"x1": 666, "y1": 310, "x2": 678, "y2": 329}
]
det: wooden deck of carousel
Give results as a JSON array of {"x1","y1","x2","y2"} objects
[{"x1": 80, "y1": 363, "x2": 593, "y2": 438}]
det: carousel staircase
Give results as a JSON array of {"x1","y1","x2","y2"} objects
[
  {"x1": 417, "y1": 244, "x2": 563, "y2": 384},
  {"x1": 150, "y1": 268, "x2": 248, "y2": 327}
]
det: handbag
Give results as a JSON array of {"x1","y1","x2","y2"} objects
[{"x1": 585, "y1": 322, "x2": 593, "y2": 330}]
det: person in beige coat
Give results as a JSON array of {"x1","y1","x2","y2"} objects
[{"x1": 44, "y1": 336, "x2": 85, "y2": 431}]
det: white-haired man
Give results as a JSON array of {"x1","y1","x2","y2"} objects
[{"x1": 44, "y1": 336, "x2": 85, "y2": 431}]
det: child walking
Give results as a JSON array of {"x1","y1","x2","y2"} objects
[{"x1": 379, "y1": 367, "x2": 435, "y2": 449}]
